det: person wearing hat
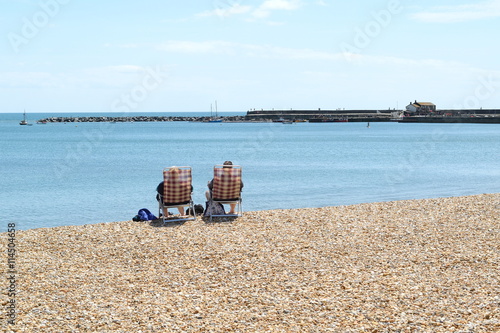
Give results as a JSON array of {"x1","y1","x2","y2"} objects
[{"x1": 205, "y1": 161, "x2": 243, "y2": 214}]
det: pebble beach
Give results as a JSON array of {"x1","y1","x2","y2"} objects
[{"x1": 2, "y1": 194, "x2": 499, "y2": 332}]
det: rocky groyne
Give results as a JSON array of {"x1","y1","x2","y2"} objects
[{"x1": 36, "y1": 115, "x2": 247, "y2": 123}]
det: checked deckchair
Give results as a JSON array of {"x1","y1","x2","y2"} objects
[
  {"x1": 158, "y1": 166, "x2": 195, "y2": 223},
  {"x1": 209, "y1": 164, "x2": 243, "y2": 221}
]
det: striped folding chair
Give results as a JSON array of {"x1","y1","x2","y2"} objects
[
  {"x1": 210, "y1": 164, "x2": 243, "y2": 221},
  {"x1": 158, "y1": 166, "x2": 195, "y2": 223}
]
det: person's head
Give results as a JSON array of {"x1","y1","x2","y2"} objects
[{"x1": 223, "y1": 161, "x2": 233, "y2": 169}]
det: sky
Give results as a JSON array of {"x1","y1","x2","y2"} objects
[{"x1": 1, "y1": 0, "x2": 500, "y2": 113}]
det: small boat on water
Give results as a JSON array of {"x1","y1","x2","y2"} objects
[
  {"x1": 273, "y1": 117, "x2": 293, "y2": 124},
  {"x1": 208, "y1": 101, "x2": 223, "y2": 122},
  {"x1": 20, "y1": 110, "x2": 31, "y2": 125}
]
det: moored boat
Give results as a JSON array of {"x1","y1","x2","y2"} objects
[
  {"x1": 20, "y1": 110, "x2": 31, "y2": 125},
  {"x1": 208, "y1": 101, "x2": 223, "y2": 122}
]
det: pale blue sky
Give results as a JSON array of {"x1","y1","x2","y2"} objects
[{"x1": 1, "y1": 0, "x2": 500, "y2": 112}]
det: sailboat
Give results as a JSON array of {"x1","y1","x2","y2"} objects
[
  {"x1": 19, "y1": 110, "x2": 30, "y2": 125},
  {"x1": 208, "y1": 100, "x2": 222, "y2": 123}
]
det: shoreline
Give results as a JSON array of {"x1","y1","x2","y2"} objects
[{"x1": 2, "y1": 193, "x2": 499, "y2": 331}]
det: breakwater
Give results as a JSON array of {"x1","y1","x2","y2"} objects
[
  {"x1": 398, "y1": 116, "x2": 500, "y2": 124},
  {"x1": 37, "y1": 115, "x2": 247, "y2": 123},
  {"x1": 37, "y1": 110, "x2": 396, "y2": 123},
  {"x1": 247, "y1": 109, "x2": 500, "y2": 123},
  {"x1": 36, "y1": 108, "x2": 500, "y2": 123},
  {"x1": 246, "y1": 109, "x2": 396, "y2": 122}
]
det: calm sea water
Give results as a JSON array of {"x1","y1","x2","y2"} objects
[{"x1": 1, "y1": 112, "x2": 499, "y2": 230}]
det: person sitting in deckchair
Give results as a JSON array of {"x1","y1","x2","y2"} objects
[
  {"x1": 156, "y1": 167, "x2": 193, "y2": 216},
  {"x1": 205, "y1": 161, "x2": 243, "y2": 214}
]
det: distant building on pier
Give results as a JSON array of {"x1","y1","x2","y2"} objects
[{"x1": 405, "y1": 101, "x2": 436, "y2": 115}]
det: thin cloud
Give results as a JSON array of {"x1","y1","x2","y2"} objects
[
  {"x1": 340, "y1": 52, "x2": 500, "y2": 82},
  {"x1": 412, "y1": 0, "x2": 500, "y2": 23},
  {"x1": 252, "y1": 0, "x2": 302, "y2": 18},
  {"x1": 158, "y1": 40, "x2": 488, "y2": 70},
  {"x1": 0, "y1": 66, "x2": 156, "y2": 89},
  {"x1": 158, "y1": 40, "x2": 343, "y2": 61},
  {"x1": 105, "y1": 43, "x2": 142, "y2": 49},
  {"x1": 196, "y1": 0, "x2": 302, "y2": 20},
  {"x1": 197, "y1": 3, "x2": 252, "y2": 18},
  {"x1": 0, "y1": 72, "x2": 56, "y2": 88},
  {"x1": 158, "y1": 40, "x2": 238, "y2": 55},
  {"x1": 106, "y1": 65, "x2": 144, "y2": 73}
]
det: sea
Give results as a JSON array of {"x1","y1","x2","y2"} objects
[{"x1": 1, "y1": 112, "x2": 499, "y2": 231}]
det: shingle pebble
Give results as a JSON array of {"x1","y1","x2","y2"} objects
[{"x1": 1, "y1": 194, "x2": 498, "y2": 332}]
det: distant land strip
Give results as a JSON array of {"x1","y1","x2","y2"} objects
[{"x1": 36, "y1": 108, "x2": 500, "y2": 124}]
